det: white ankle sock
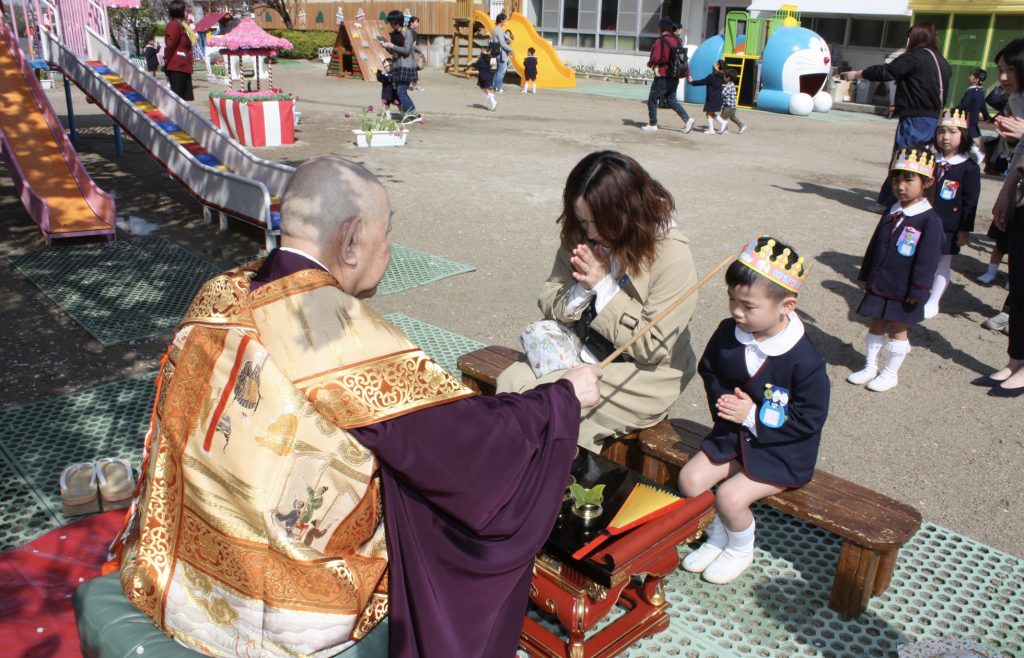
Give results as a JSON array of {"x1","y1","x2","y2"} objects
[
  {"x1": 924, "y1": 255, "x2": 952, "y2": 319},
  {"x1": 723, "y1": 519, "x2": 755, "y2": 555}
]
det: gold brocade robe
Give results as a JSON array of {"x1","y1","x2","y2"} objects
[{"x1": 114, "y1": 264, "x2": 473, "y2": 658}]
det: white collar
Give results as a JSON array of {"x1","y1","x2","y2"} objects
[
  {"x1": 734, "y1": 312, "x2": 804, "y2": 356},
  {"x1": 279, "y1": 247, "x2": 331, "y2": 272},
  {"x1": 937, "y1": 152, "x2": 969, "y2": 166},
  {"x1": 889, "y1": 198, "x2": 932, "y2": 217}
]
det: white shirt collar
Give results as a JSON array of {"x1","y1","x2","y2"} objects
[
  {"x1": 888, "y1": 198, "x2": 932, "y2": 217},
  {"x1": 937, "y1": 152, "x2": 969, "y2": 166},
  {"x1": 279, "y1": 247, "x2": 331, "y2": 272},
  {"x1": 734, "y1": 311, "x2": 805, "y2": 357}
]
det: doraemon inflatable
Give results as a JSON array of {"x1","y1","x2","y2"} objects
[
  {"x1": 683, "y1": 34, "x2": 724, "y2": 105},
  {"x1": 757, "y1": 26, "x2": 832, "y2": 116}
]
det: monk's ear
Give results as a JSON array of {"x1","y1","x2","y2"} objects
[{"x1": 336, "y1": 218, "x2": 362, "y2": 267}]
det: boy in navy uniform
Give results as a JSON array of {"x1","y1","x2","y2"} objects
[
  {"x1": 522, "y1": 47, "x2": 538, "y2": 94},
  {"x1": 678, "y1": 237, "x2": 830, "y2": 584},
  {"x1": 957, "y1": 68, "x2": 992, "y2": 143}
]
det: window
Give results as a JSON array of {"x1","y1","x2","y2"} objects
[
  {"x1": 600, "y1": 0, "x2": 618, "y2": 31},
  {"x1": 561, "y1": 33, "x2": 578, "y2": 46},
  {"x1": 529, "y1": 0, "x2": 543, "y2": 25},
  {"x1": 638, "y1": 36, "x2": 656, "y2": 51},
  {"x1": 563, "y1": 0, "x2": 579, "y2": 29},
  {"x1": 600, "y1": 34, "x2": 617, "y2": 48},
  {"x1": 882, "y1": 19, "x2": 910, "y2": 50},
  {"x1": 811, "y1": 17, "x2": 846, "y2": 45},
  {"x1": 579, "y1": 0, "x2": 598, "y2": 32},
  {"x1": 617, "y1": 0, "x2": 637, "y2": 34},
  {"x1": 704, "y1": 6, "x2": 720, "y2": 39},
  {"x1": 849, "y1": 19, "x2": 885, "y2": 48}
]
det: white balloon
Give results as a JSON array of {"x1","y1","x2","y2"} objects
[
  {"x1": 813, "y1": 91, "x2": 833, "y2": 113},
  {"x1": 789, "y1": 93, "x2": 814, "y2": 116}
]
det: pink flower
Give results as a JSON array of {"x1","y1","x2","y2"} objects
[
  {"x1": 368, "y1": 105, "x2": 375, "y2": 112},
  {"x1": 344, "y1": 112, "x2": 351, "y2": 118}
]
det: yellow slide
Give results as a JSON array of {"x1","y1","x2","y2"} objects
[{"x1": 475, "y1": 10, "x2": 576, "y2": 89}]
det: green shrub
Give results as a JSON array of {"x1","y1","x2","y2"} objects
[
  {"x1": 266, "y1": 29, "x2": 336, "y2": 59},
  {"x1": 153, "y1": 22, "x2": 166, "y2": 37}
]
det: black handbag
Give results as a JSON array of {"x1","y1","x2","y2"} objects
[{"x1": 986, "y1": 85, "x2": 1008, "y2": 113}]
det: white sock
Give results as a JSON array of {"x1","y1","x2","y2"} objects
[
  {"x1": 924, "y1": 255, "x2": 952, "y2": 319},
  {"x1": 716, "y1": 115, "x2": 727, "y2": 130},
  {"x1": 703, "y1": 514, "x2": 728, "y2": 549},
  {"x1": 864, "y1": 332, "x2": 885, "y2": 369},
  {"x1": 723, "y1": 519, "x2": 755, "y2": 557},
  {"x1": 880, "y1": 339, "x2": 911, "y2": 377}
]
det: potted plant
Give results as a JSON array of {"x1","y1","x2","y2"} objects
[
  {"x1": 568, "y1": 483, "x2": 605, "y2": 521},
  {"x1": 208, "y1": 63, "x2": 230, "y2": 85},
  {"x1": 347, "y1": 105, "x2": 408, "y2": 147}
]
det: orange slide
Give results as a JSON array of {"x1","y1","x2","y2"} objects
[
  {"x1": 0, "y1": 19, "x2": 115, "y2": 243},
  {"x1": 474, "y1": 11, "x2": 576, "y2": 89}
]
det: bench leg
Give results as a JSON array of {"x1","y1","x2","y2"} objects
[
  {"x1": 600, "y1": 434, "x2": 643, "y2": 471},
  {"x1": 640, "y1": 454, "x2": 678, "y2": 488},
  {"x1": 828, "y1": 540, "x2": 880, "y2": 620},
  {"x1": 872, "y1": 548, "x2": 899, "y2": 596}
]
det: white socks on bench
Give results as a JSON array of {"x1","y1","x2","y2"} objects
[{"x1": 683, "y1": 516, "x2": 756, "y2": 584}]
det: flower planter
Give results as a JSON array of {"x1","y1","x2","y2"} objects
[
  {"x1": 209, "y1": 96, "x2": 296, "y2": 147},
  {"x1": 353, "y1": 129, "x2": 408, "y2": 147}
]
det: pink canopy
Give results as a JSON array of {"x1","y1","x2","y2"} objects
[
  {"x1": 207, "y1": 17, "x2": 292, "y2": 52},
  {"x1": 103, "y1": 0, "x2": 141, "y2": 7}
]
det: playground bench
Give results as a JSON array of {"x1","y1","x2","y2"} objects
[{"x1": 456, "y1": 346, "x2": 922, "y2": 620}]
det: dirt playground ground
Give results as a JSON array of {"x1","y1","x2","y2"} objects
[{"x1": 1, "y1": 61, "x2": 1021, "y2": 557}]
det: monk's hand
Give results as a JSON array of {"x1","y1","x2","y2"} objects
[
  {"x1": 561, "y1": 365, "x2": 603, "y2": 408},
  {"x1": 570, "y1": 243, "x2": 611, "y2": 291},
  {"x1": 715, "y1": 388, "x2": 753, "y2": 424}
]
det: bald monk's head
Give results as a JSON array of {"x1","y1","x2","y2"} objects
[{"x1": 279, "y1": 157, "x2": 392, "y2": 298}]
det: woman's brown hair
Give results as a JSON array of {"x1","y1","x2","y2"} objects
[
  {"x1": 906, "y1": 23, "x2": 938, "y2": 52},
  {"x1": 558, "y1": 151, "x2": 675, "y2": 277}
]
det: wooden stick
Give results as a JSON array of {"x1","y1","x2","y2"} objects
[{"x1": 598, "y1": 255, "x2": 734, "y2": 368}]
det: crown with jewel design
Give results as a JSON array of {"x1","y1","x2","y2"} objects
[
  {"x1": 939, "y1": 108, "x2": 969, "y2": 129},
  {"x1": 736, "y1": 237, "x2": 810, "y2": 294},
  {"x1": 891, "y1": 148, "x2": 935, "y2": 178}
]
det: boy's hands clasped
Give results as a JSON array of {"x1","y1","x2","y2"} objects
[{"x1": 716, "y1": 387, "x2": 753, "y2": 424}]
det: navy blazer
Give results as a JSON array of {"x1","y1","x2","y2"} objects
[
  {"x1": 858, "y1": 207, "x2": 944, "y2": 303},
  {"x1": 690, "y1": 72, "x2": 724, "y2": 110},
  {"x1": 698, "y1": 319, "x2": 830, "y2": 487},
  {"x1": 957, "y1": 86, "x2": 991, "y2": 139},
  {"x1": 933, "y1": 158, "x2": 981, "y2": 254}
]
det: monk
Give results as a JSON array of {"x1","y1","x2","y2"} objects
[{"x1": 107, "y1": 156, "x2": 602, "y2": 658}]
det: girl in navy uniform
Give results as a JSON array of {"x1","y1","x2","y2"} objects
[
  {"x1": 849, "y1": 147, "x2": 944, "y2": 391},
  {"x1": 688, "y1": 60, "x2": 727, "y2": 135},
  {"x1": 678, "y1": 237, "x2": 829, "y2": 585},
  {"x1": 474, "y1": 52, "x2": 497, "y2": 110},
  {"x1": 924, "y1": 109, "x2": 981, "y2": 319}
]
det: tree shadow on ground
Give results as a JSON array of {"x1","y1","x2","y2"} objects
[
  {"x1": 771, "y1": 181, "x2": 880, "y2": 212},
  {"x1": 815, "y1": 249, "x2": 995, "y2": 376}
]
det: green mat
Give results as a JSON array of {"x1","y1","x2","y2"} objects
[
  {"x1": 520, "y1": 505, "x2": 1022, "y2": 658},
  {"x1": 235, "y1": 245, "x2": 475, "y2": 296},
  {"x1": 8, "y1": 237, "x2": 220, "y2": 346},
  {"x1": 384, "y1": 313, "x2": 484, "y2": 378},
  {"x1": 0, "y1": 374, "x2": 155, "y2": 551}
]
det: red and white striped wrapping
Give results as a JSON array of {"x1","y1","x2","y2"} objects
[{"x1": 209, "y1": 97, "x2": 295, "y2": 147}]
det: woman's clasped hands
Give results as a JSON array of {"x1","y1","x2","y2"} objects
[{"x1": 570, "y1": 243, "x2": 611, "y2": 290}]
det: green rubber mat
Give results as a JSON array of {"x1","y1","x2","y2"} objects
[
  {"x1": 519, "y1": 504, "x2": 1022, "y2": 657},
  {"x1": 234, "y1": 244, "x2": 475, "y2": 296},
  {"x1": 8, "y1": 237, "x2": 220, "y2": 346},
  {"x1": 0, "y1": 374, "x2": 155, "y2": 550},
  {"x1": 0, "y1": 446, "x2": 61, "y2": 553},
  {"x1": 383, "y1": 313, "x2": 484, "y2": 378}
]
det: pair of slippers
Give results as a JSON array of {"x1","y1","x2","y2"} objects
[{"x1": 60, "y1": 458, "x2": 136, "y2": 517}]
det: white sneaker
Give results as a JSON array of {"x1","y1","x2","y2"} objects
[
  {"x1": 497, "y1": 88, "x2": 504, "y2": 94},
  {"x1": 641, "y1": 124, "x2": 658, "y2": 132},
  {"x1": 983, "y1": 312, "x2": 1010, "y2": 331},
  {"x1": 489, "y1": 99, "x2": 497, "y2": 110},
  {"x1": 703, "y1": 550, "x2": 754, "y2": 584},
  {"x1": 683, "y1": 543, "x2": 725, "y2": 573},
  {"x1": 738, "y1": 125, "x2": 747, "y2": 134},
  {"x1": 847, "y1": 366, "x2": 879, "y2": 385},
  {"x1": 719, "y1": 127, "x2": 729, "y2": 134},
  {"x1": 703, "y1": 129, "x2": 716, "y2": 135},
  {"x1": 683, "y1": 118, "x2": 694, "y2": 133},
  {"x1": 521, "y1": 89, "x2": 527, "y2": 94},
  {"x1": 531, "y1": 89, "x2": 536, "y2": 94},
  {"x1": 866, "y1": 371, "x2": 899, "y2": 392},
  {"x1": 977, "y1": 271, "x2": 997, "y2": 284}
]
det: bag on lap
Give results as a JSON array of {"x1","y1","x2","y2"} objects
[{"x1": 520, "y1": 320, "x2": 583, "y2": 378}]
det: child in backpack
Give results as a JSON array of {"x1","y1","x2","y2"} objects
[
  {"x1": 848, "y1": 147, "x2": 944, "y2": 392},
  {"x1": 144, "y1": 36, "x2": 160, "y2": 76},
  {"x1": 376, "y1": 58, "x2": 401, "y2": 117},
  {"x1": 721, "y1": 68, "x2": 747, "y2": 134},
  {"x1": 522, "y1": 47, "x2": 538, "y2": 94},
  {"x1": 474, "y1": 51, "x2": 497, "y2": 110},
  {"x1": 689, "y1": 59, "x2": 727, "y2": 134},
  {"x1": 679, "y1": 237, "x2": 829, "y2": 585},
  {"x1": 923, "y1": 109, "x2": 982, "y2": 319}
]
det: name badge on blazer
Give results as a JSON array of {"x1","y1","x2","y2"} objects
[
  {"x1": 896, "y1": 226, "x2": 921, "y2": 257},
  {"x1": 758, "y1": 383, "x2": 790, "y2": 429},
  {"x1": 940, "y1": 179, "x2": 960, "y2": 201}
]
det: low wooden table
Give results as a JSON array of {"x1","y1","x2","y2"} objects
[{"x1": 521, "y1": 450, "x2": 715, "y2": 658}]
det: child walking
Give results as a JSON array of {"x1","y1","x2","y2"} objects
[
  {"x1": 720, "y1": 68, "x2": 747, "y2": 134},
  {"x1": 679, "y1": 237, "x2": 829, "y2": 584},
  {"x1": 848, "y1": 147, "x2": 944, "y2": 391},
  {"x1": 688, "y1": 59, "x2": 727, "y2": 134},
  {"x1": 923, "y1": 109, "x2": 981, "y2": 319},
  {"x1": 956, "y1": 68, "x2": 991, "y2": 162},
  {"x1": 376, "y1": 58, "x2": 401, "y2": 118},
  {"x1": 522, "y1": 47, "x2": 538, "y2": 94},
  {"x1": 474, "y1": 51, "x2": 497, "y2": 110}
]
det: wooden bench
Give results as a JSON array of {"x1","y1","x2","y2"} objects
[
  {"x1": 638, "y1": 418, "x2": 922, "y2": 620},
  {"x1": 457, "y1": 346, "x2": 923, "y2": 621}
]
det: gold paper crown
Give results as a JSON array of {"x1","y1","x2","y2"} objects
[
  {"x1": 736, "y1": 238, "x2": 810, "y2": 293},
  {"x1": 891, "y1": 148, "x2": 935, "y2": 178},
  {"x1": 939, "y1": 108, "x2": 968, "y2": 129}
]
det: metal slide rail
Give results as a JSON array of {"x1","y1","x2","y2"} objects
[{"x1": 0, "y1": 14, "x2": 115, "y2": 241}]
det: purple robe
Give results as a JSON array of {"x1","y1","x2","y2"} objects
[{"x1": 254, "y1": 248, "x2": 581, "y2": 656}]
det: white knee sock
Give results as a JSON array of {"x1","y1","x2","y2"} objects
[
  {"x1": 723, "y1": 518, "x2": 756, "y2": 557},
  {"x1": 716, "y1": 114, "x2": 727, "y2": 131},
  {"x1": 881, "y1": 339, "x2": 910, "y2": 375},
  {"x1": 704, "y1": 514, "x2": 728, "y2": 548},
  {"x1": 849, "y1": 332, "x2": 885, "y2": 384},
  {"x1": 924, "y1": 255, "x2": 953, "y2": 319}
]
